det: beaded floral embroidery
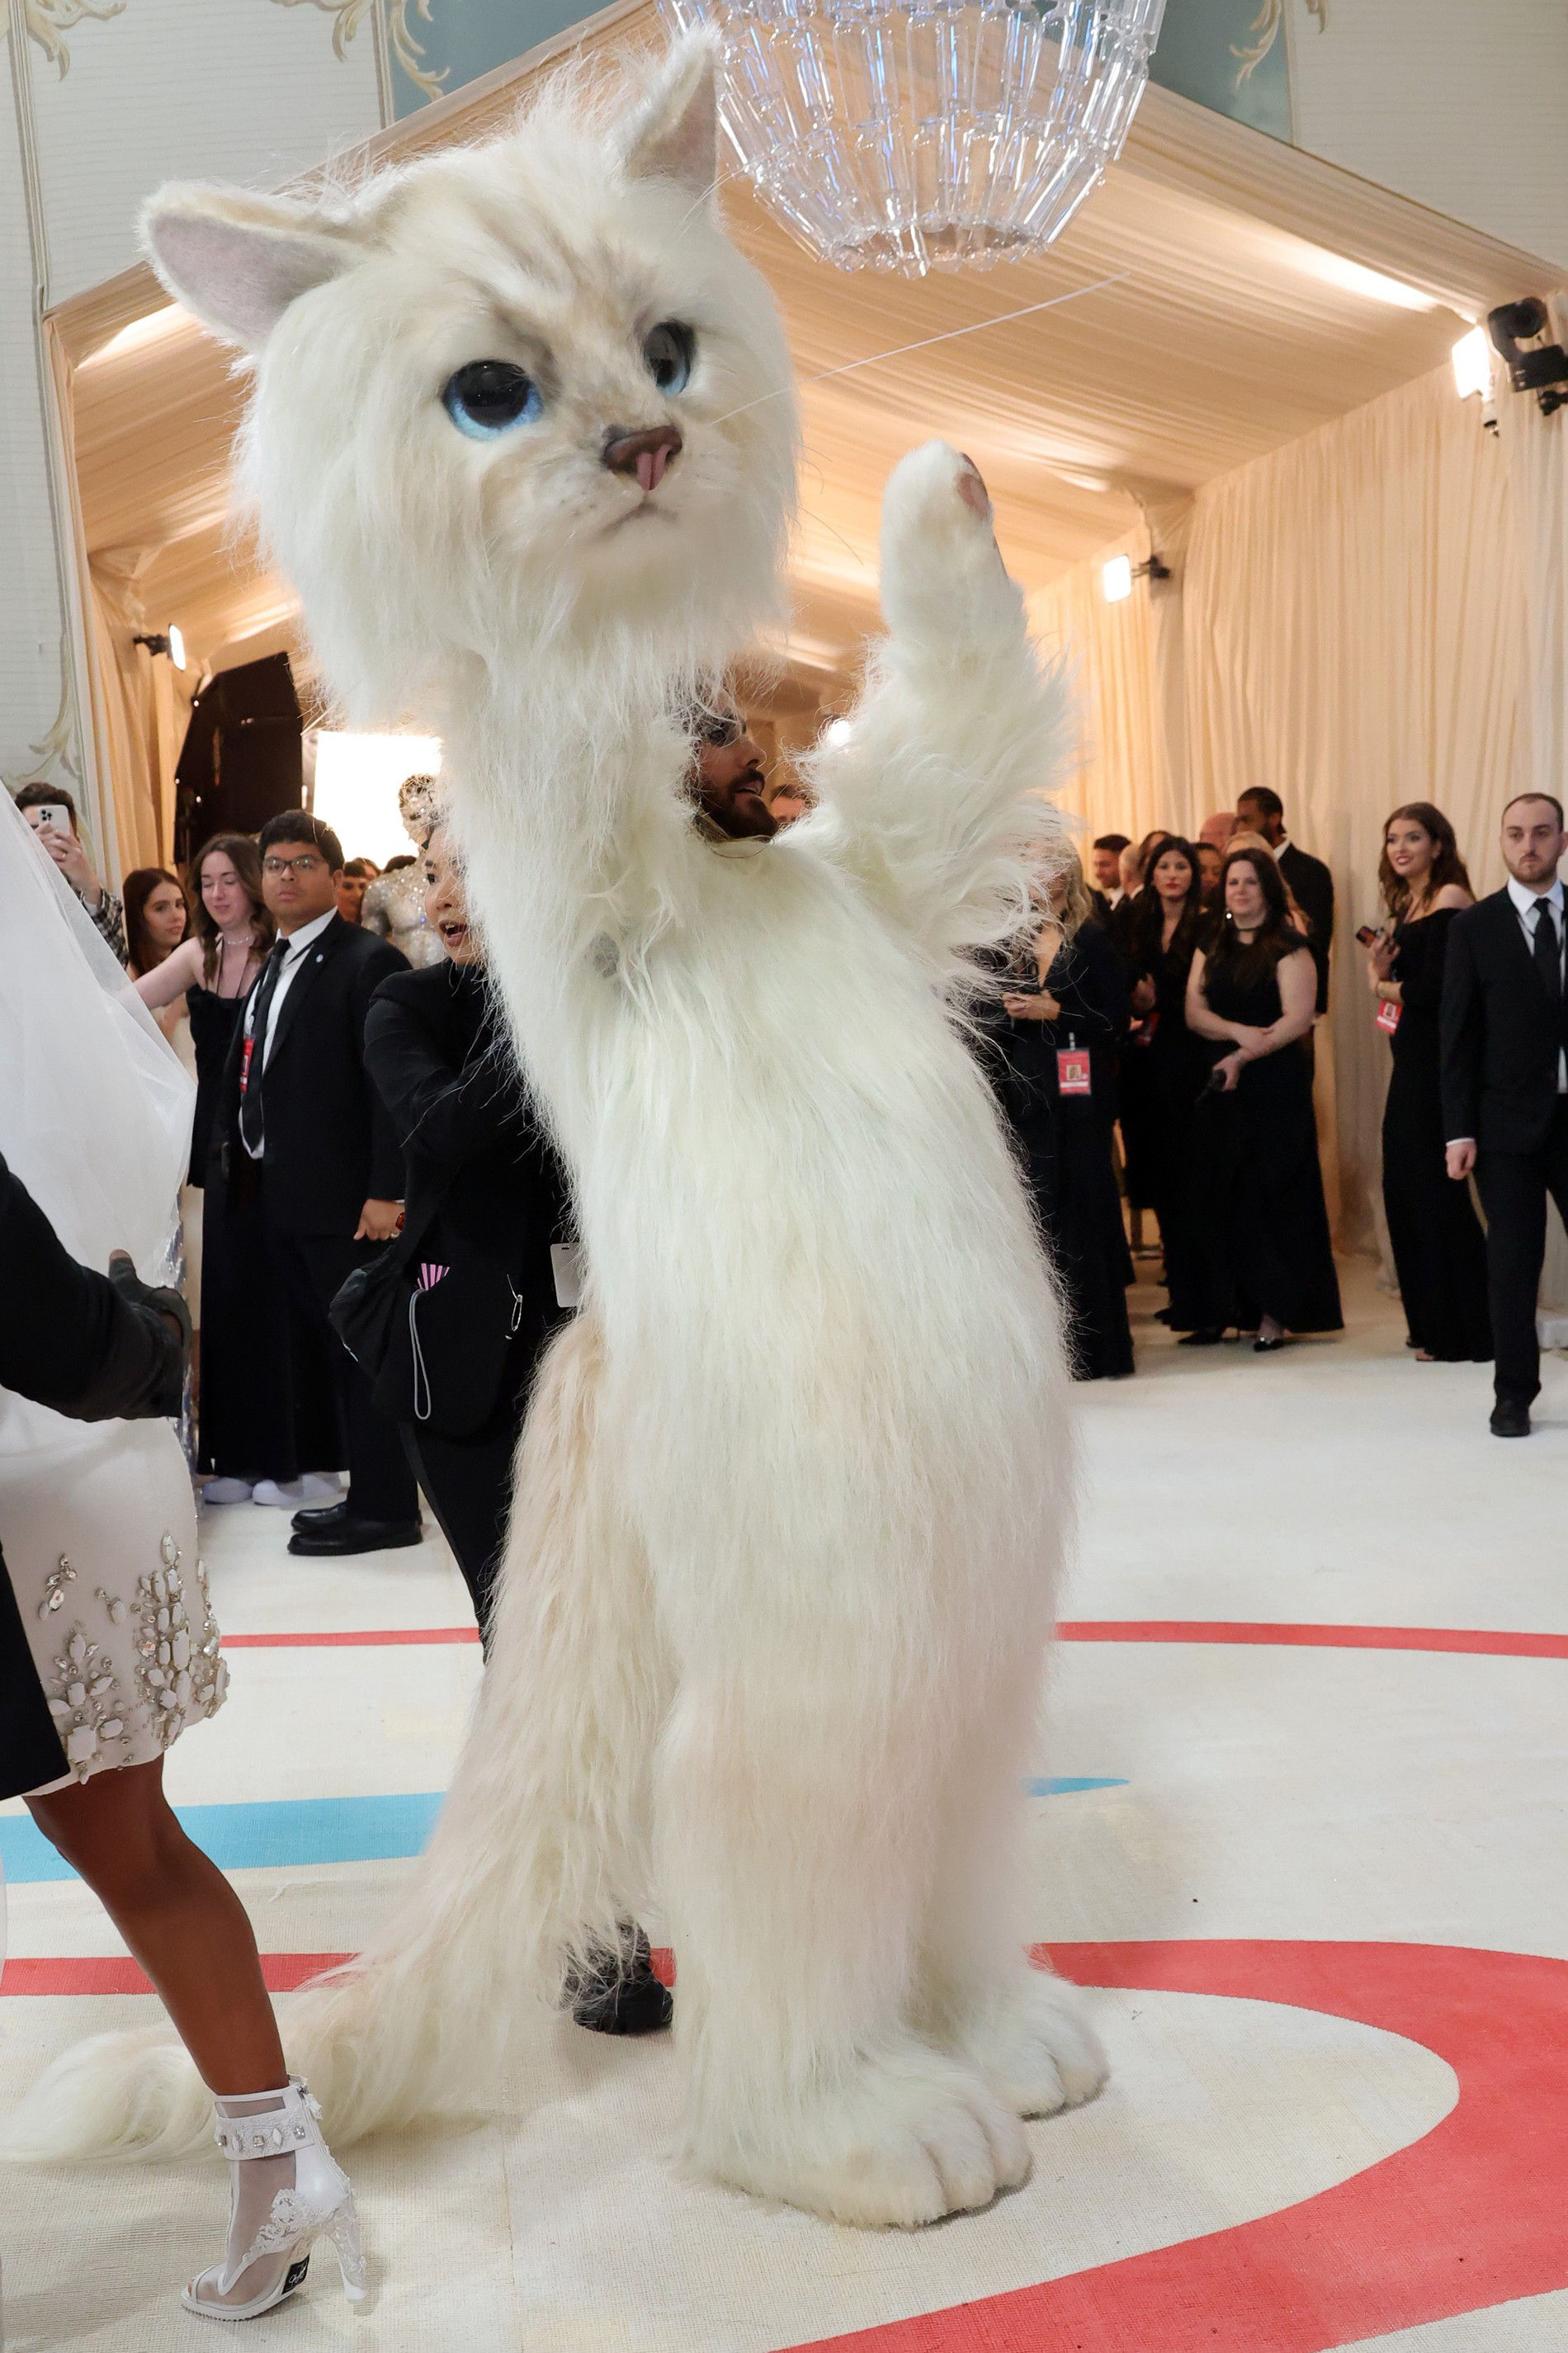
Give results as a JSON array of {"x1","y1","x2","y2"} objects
[
  {"x1": 130, "y1": 1533, "x2": 227, "y2": 1747},
  {"x1": 43, "y1": 1588, "x2": 129, "y2": 1779}
]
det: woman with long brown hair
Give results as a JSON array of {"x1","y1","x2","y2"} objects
[
  {"x1": 1127, "y1": 835, "x2": 1211, "y2": 1329},
  {"x1": 136, "y1": 837, "x2": 328, "y2": 1501},
  {"x1": 1181, "y1": 848, "x2": 1342, "y2": 1350},
  {"x1": 1367, "y1": 802, "x2": 1489, "y2": 1362}
]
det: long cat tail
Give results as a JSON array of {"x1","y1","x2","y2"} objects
[{"x1": 0, "y1": 1310, "x2": 666, "y2": 2164}]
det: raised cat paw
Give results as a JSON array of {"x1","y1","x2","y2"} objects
[{"x1": 879, "y1": 439, "x2": 1022, "y2": 650}]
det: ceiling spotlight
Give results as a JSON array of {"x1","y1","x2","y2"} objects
[
  {"x1": 1102, "y1": 552, "x2": 1169, "y2": 603},
  {"x1": 1452, "y1": 328, "x2": 1492, "y2": 401},
  {"x1": 1487, "y1": 297, "x2": 1568, "y2": 418},
  {"x1": 133, "y1": 628, "x2": 187, "y2": 667}
]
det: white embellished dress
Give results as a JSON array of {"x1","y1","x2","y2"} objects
[{"x1": 1, "y1": 1415, "x2": 226, "y2": 1794}]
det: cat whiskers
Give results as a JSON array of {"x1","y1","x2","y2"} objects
[{"x1": 711, "y1": 271, "x2": 1133, "y2": 428}]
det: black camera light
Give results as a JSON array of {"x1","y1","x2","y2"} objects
[{"x1": 1487, "y1": 298, "x2": 1568, "y2": 418}]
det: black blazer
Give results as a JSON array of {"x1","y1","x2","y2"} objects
[
  {"x1": 363, "y1": 962, "x2": 573, "y2": 1434},
  {"x1": 0, "y1": 1153, "x2": 187, "y2": 1798},
  {"x1": 1278, "y1": 842, "x2": 1334, "y2": 1013},
  {"x1": 217, "y1": 914, "x2": 407, "y2": 1235},
  {"x1": 1440, "y1": 887, "x2": 1568, "y2": 1153}
]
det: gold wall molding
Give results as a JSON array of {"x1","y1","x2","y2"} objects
[
  {"x1": 1234, "y1": 0, "x2": 1328, "y2": 91},
  {"x1": 269, "y1": 0, "x2": 446, "y2": 102},
  {"x1": 6, "y1": 0, "x2": 125, "y2": 78}
]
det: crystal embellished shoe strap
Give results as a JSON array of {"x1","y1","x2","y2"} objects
[{"x1": 211, "y1": 2077, "x2": 324, "y2": 2160}]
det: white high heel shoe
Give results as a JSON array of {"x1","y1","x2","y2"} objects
[{"x1": 182, "y1": 2076, "x2": 366, "y2": 2322}]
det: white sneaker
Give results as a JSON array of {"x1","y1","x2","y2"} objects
[
  {"x1": 252, "y1": 1478, "x2": 314, "y2": 1508},
  {"x1": 202, "y1": 1477, "x2": 254, "y2": 1505},
  {"x1": 300, "y1": 1472, "x2": 344, "y2": 1501}
]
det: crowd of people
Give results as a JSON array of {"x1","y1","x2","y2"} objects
[
  {"x1": 981, "y1": 784, "x2": 1568, "y2": 1439},
  {"x1": 12, "y1": 759, "x2": 1568, "y2": 1619}
]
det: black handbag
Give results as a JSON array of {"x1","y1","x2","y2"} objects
[
  {"x1": 328, "y1": 1245, "x2": 413, "y2": 1382},
  {"x1": 370, "y1": 1256, "x2": 527, "y2": 1439}
]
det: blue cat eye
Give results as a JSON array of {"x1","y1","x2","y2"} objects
[
  {"x1": 643, "y1": 321, "x2": 695, "y2": 396},
  {"x1": 442, "y1": 360, "x2": 543, "y2": 440}
]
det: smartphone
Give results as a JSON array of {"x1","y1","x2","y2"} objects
[
  {"x1": 26, "y1": 802, "x2": 71, "y2": 834},
  {"x1": 1355, "y1": 924, "x2": 1381, "y2": 947}
]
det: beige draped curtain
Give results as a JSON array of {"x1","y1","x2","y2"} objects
[
  {"x1": 43, "y1": 319, "x2": 190, "y2": 887},
  {"x1": 1036, "y1": 358, "x2": 1544, "y2": 1259},
  {"x1": 87, "y1": 548, "x2": 188, "y2": 877}
]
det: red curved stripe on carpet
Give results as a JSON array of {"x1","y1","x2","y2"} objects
[
  {"x1": 213, "y1": 1623, "x2": 1568, "y2": 1656},
  {"x1": 0, "y1": 1954, "x2": 352, "y2": 1996},
  {"x1": 794, "y1": 1940, "x2": 1568, "y2": 2351},
  {"x1": 8, "y1": 1940, "x2": 1565, "y2": 2346},
  {"x1": 1059, "y1": 1623, "x2": 1568, "y2": 1659}
]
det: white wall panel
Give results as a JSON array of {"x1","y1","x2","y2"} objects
[
  {"x1": 0, "y1": 49, "x2": 69, "y2": 784},
  {"x1": 28, "y1": 0, "x2": 384, "y2": 305},
  {"x1": 1290, "y1": 0, "x2": 1568, "y2": 275}
]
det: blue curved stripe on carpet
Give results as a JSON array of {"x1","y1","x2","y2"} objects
[
  {"x1": 0, "y1": 1779, "x2": 1127, "y2": 1885},
  {"x1": 0, "y1": 1792, "x2": 446, "y2": 1885}
]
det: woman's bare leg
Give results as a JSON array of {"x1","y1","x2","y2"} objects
[{"x1": 26, "y1": 1756, "x2": 285, "y2": 2095}]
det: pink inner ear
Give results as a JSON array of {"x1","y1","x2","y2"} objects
[
  {"x1": 147, "y1": 210, "x2": 347, "y2": 352},
  {"x1": 625, "y1": 49, "x2": 719, "y2": 197}
]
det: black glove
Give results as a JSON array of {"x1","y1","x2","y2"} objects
[{"x1": 108, "y1": 1250, "x2": 192, "y2": 1351}]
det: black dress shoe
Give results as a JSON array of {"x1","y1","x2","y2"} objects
[
  {"x1": 290, "y1": 1500, "x2": 349, "y2": 1534},
  {"x1": 1490, "y1": 1401, "x2": 1532, "y2": 1439},
  {"x1": 1177, "y1": 1328, "x2": 1225, "y2": 1348},
  {"x1": 1253, "y1": 1335, "x2": 1288, "y2": 1354},
  {"x1": 564, "y1": 1924, "x2": 673, "y2": 2037},
  {"x1": 287, "y1": 1516, "x2": 423, "y2": 1556}
]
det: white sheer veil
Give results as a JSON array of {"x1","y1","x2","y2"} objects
[{"x1": 0, "y1": 789, "x2": 194, "y2": 1286}]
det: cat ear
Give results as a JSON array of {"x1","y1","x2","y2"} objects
[
  {"x1": 141, "y1": 185, "x2": 363, "y2": 352},
  {"x1": 620, "y1": 34, "x2": 720, "y2": 205}
]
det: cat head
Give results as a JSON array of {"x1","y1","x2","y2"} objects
[{"x1": 143, "y1": 40, "x2": 798, "y2": 725}]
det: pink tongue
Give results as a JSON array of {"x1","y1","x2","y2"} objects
[{"x1": 637, "y1": 450, "x2": 657, "y2": 493}]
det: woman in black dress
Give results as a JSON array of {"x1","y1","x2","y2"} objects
[
  {"x1": 135, "y1": 835, "x2": 321, "y2": 1496},
  {"x1": 1183, "y1": 847, "x2": 1342, "y2": 1351},
  {"x1": 1112, "y1": 832, "x2": 1164, "y2": 1254},
  {"x1": 1127, "y1": 836, "x2": 1211, "y2": 1330},
  {"x1": 990, "y1": 853, "x2": 1134, "y2": 1379},
  {"x1": 1367, "y1": 802, "x2": 1490, "y2": 1363}
]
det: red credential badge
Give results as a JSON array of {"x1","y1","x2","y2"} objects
[{"x1": 1057, "y1": 1047, "x2": 1092, "y2": 1095}]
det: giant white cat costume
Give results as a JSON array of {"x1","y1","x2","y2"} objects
[{"x1": 8, "y1": 40, "x2": 1103, "y2": 2228}]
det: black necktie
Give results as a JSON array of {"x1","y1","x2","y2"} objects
[
  {"x1": 1534, "y1": 900, "x2": 1561, "y2": 1002},
  {"x1": 239, "y1": 939, "x2": 290, "y2": 1155}
]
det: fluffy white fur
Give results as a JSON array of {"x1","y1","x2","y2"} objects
[{"x1": 3, "y1": 40, "x2": 1103, "y2": 2227}]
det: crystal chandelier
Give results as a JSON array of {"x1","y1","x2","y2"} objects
[{"x1": 662, "y1": 0, "x2": 1167, "y2": 276}]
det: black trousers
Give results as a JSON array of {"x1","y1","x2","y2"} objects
[
  {"x1": 263, "y1": 1217, "x2": 419, "y2": 1522},
  {"x1": 399, "y1": 1419, "x2": 517, "y2": 1647},
  {"x1": 1475, "y1": 1100, "x2": 1568, "y2": 1406}
]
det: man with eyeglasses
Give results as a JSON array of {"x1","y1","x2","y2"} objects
[{"x1": 219, "y1": 810, "x2": 421, "y2": 1552}]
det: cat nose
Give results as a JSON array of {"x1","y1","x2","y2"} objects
[{"x1": 602, "y1": 425, "x2": 682, "y2": 494}]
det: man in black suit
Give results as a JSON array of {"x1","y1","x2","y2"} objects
[
  {"x1": 1440, "y1": 792, "x2": 1568, "y2": 1438},
  {"x1": 221, "y1": 811, "x2": 421, "y2": 1552},
  {"x1": 1089, "y1": 833, "x2": 1129, "y2": 930},
  {"x1": 1236, "y1": 790, "x2": 1334, "y2": 1013}
]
